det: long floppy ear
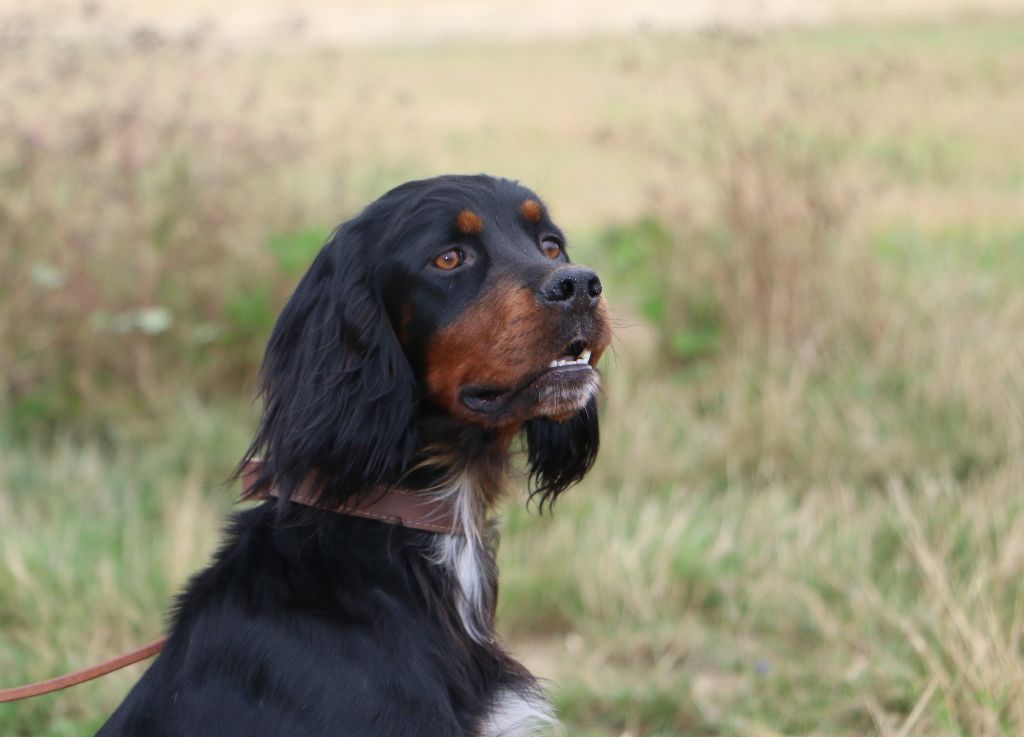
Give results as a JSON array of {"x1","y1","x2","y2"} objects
[
  {"x1": 237, "y1": 220, "x2": 418, "y2": 507},
  {"x1": 525, "y1": 395, "x2": 600, "y2": 511}
]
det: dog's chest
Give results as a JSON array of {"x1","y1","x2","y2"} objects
[
  {"x1": 476, "y1": 687, "x2": 556, "y2": 737},
  {"x1": 430, "y1": 475, "x2": 558, "y2": 735}
]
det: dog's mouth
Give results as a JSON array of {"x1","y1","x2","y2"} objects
[
  {"x1": 459, "y1": 339, "x2": 599, "y2": 422},
  {"x1": 546, "y1": 339, "x2": 593, "y2": 370}
]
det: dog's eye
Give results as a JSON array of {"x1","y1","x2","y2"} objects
[
  {"x1": 541, "y1": 238, "x2": 562, "y2": 260},
  {"x1": 433, "y1": 249, "x2": 463, "y2": 270}
]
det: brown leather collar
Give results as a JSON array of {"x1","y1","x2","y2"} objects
[{"x1": 241, "y1": 461, "x2": 460, "y2": 535}]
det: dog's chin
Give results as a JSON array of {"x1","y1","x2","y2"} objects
[{"x1": 459, "y1": 364, "x2": 599, "y2": 427}]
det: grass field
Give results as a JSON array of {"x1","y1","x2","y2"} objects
[{"x1": 2, "y1": 15, "x2": 1024, "y2": 737}]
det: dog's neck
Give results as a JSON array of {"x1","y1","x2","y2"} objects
[
  {"x1": 405, "y1": 417, "x2": 523, "y2": 644},
  {"x1": 426, "y1": 467, "x2": 500, "y2": 644},
  {"x1": 245, "y1": 416, "x2": 521, "y2": 645},
  {"x1": 404, "y1": 415, "x2": 520, "y2": 510}
]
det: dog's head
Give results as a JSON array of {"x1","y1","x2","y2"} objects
[{"x1": 242, "y1": 175, "x2": 611, "y2": 510}]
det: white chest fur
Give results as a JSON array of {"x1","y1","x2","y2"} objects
[
  {"x1": 432, "y1": 528, "x2": 491, "y2": 642},
  {"x1": 477, "y1": 687, "x2": 558, "y2": 737},
  {"x1": 429, "y1": 471, "x2": 492, "y2": 643},
  {"x1": 428, "y1": 473, "x2": 560, "y2": 736}
]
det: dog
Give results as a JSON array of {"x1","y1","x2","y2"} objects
[{"x1": 96, "y1": 174, "x2": 611, "y2": 736}]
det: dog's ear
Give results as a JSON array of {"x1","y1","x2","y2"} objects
[
  {"x1": 238, "y1": 220, "x2": 418, "y2": 507},
  {"x1": 525, "y1": 395, "x2": 600, "y2": 511}
]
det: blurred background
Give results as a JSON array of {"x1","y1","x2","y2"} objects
[{"x1": 2, "y1": 1, "x2": 1024, "y2": 735}]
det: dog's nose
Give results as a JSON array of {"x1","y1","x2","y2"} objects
[{"x1": 539, "y1": 266, "x2": 603, "y2": 312}]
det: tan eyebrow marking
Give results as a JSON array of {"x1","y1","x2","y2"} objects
[
  {"x1": 520, "y1": 199, "x2": 542, "y2": 223},
  {"x1": 455, "y1": 210, "x2": 484, "y2": 235}
]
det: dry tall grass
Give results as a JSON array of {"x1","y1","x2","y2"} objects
[
  {"x1": 0, "y1": 53, "x2": 332, "y2": 418},
  {"x1": 496, "y1": 75, "x2": 1024, "y2": 734}
]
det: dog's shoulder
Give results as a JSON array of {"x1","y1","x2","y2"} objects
[{"x1": 97, "y1": 505, "x2": 531, "y2": 737}]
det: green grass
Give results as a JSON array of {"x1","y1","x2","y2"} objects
[
  {"x1": 768, "y1": 18, "x2": 1024, "y2": 54},
  {"x1": 0, "y1": 400, "x2": 249, "y2": 735},
  {"x1": 3, "y1": 16, "x2": 1024, "y2": 737}
]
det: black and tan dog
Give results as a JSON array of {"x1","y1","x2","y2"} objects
[{"x1": 98, "y1": 174, "x2": 611, "y2": 737}]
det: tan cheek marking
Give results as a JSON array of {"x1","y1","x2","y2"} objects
[
  {"x1": 520, "y1": 199, "x2": 542, "y2": 223},
  {"x1": 425, "y1": 285, "x2": 546, "y2": 413},
  {"x1": 456, "y1": 210, "x2": 484, "y2": 235}
]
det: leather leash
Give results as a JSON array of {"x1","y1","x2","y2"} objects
[
  {"x1": 0, "y1": 467, "x2": 458, "y2": 703},
  {"x1": 0, "y1": 639, "x2": 166, "y2": 703}
]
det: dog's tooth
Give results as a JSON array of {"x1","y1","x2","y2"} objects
[
  {"x1": 581, "y1": 350, "x2": 592, "y2": 363},
  {"x1": 549, "y1": 360, "x2": 558, "y2": 368}
]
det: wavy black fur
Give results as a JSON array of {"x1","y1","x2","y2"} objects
[
  {"x1": 237, "y1": 221, "x2": 421, "y2": 508},
  {"x1": 526, "y1": 395, "x2": 600, "y2": 511}
]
